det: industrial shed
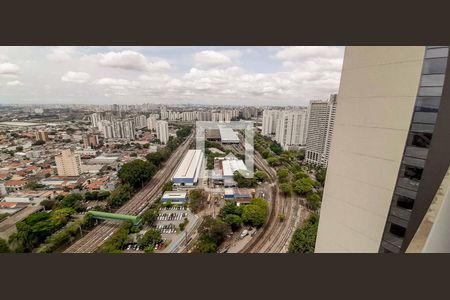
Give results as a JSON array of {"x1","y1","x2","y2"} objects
[
  {"x1": 172, "y1": 149, "x2": 204, "y2": 186},
  {"x1": 219, "y1": 127, "x2": 239, "y2": 144}
]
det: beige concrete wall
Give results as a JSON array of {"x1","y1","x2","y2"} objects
[{"x1": 315, "y1": 46, "x2": 426, "y2": 253}]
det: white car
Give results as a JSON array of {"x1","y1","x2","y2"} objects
[{"x1": 240, "y1": 230, "x2": 249, "y2": 239}]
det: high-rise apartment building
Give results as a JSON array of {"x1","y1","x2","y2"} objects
[
  {"x1": 55, "y1": 149, "x2": 82, "y2": 177},
  {"x1": 35, "y1": 129, "x2": 49, "y2": 142},
  {"x1": 82, "y1": 134, "x2": 98, "y2": 148},
  {"x1": 156, "y1": 120, "x2": 169, "y2": 144},
  {"x1": 196, "y1": 110, "x2": 212, "y2": 121},
  {"x1": 212, "y1": 112, "x2": 223, "y2": 123},
  {"x1": 90, "y1": 113, "x2": 102, "y2": 128},
  {"x1": 316, "y1": 46, "x2": 450, "y2": 253},
  {"x1": 102, "y1": 120, "x2": 135, "y2": 140},
  {"x1": 147, "y1": 116, "x2": 158, "y2": 131},
  {"x1": 261, "y1": 109, "x2": 282, "y2": 136},
  {"x1": 135, "y1": 115, "x2": 147, "y2": 129},
  {"x1": 304, "y1": 94, "x2": 337, "y2": 167},
  {"x1": 274, "y1": 109, "x2": 308, "y2": 150},
  {"x1": 181, "y1": 111, "x2": 196, "y2": 122},
  {"x1": 160, "y1": 107, "x2": 168, "y2": 120}
]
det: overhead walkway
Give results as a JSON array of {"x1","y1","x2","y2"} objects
[{"x1": 88, "y1": 211, "x2": 141, "y2": 226}]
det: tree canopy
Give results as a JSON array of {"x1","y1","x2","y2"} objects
[
  {"x1": 138, "y1": 229, "x2": 162, "y2": 252},
  {"x1": 254, "y1": 170, "x2": 269, "y2": 182},
  {"x1": 118, "y1": 159, "x2": 156, "y2": 190},
  {"x1": 241, "y1": 198, "x2": 268, "y2": 228},
  {"x1": 233, "y1": 171, "x2": 257, "y2": 188},
  {"x1": 288, "y1": 214, "x2": 319, "y2": 253}
]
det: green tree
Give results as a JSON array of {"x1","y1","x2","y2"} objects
[
  {"x1": 146, "y1": 151, "x2": 165, "y2": 167},
  {"x1": 288, "y1": 214, "x2": 319, "y2": 253},
  {"x1": 270, "y1": 142, "x2": 283, "y2": 155},
  {"x1": 316, "y1": 168, "x2": 327, "y2": 186},
  {"x1": 292, "y1": 178, "x2": 315, "y2": 196},
  {"x1": 162, "y1": 181, "x2": 173, "y2": 192},
  {"x1": 107, "y1": 184, "x2": 133, "y2": 208},
  {"x1": 306, "y1": 193, "x2": 322, "y2": 211},
  {"x1": 255, "y1": 170, "x2": 269, "y2": 182},
  {"x1": 188, "y1": 189, "x2": 206, "y2": 213},
  {"x1": 233, "y1": 171, "x2": 257, "y2": 188},
  {"x1": 118, "y1": 159, "x2": 156, "y2": 190},
  {"x1": 277, "y1": 168, "x2": 289, "y2": 183},
  {"x1": 138, "y1": 229, "x2": 162, "y2": 251},
  {"x1": 141, "y1": 208, "x2": 158, "y2": 225},
  {"x1": 0, "y1": 238, "x2": 10, "y2": 253},
  {"x1": 198, "y1": 216, "x2": 230, "y2": 245},
  {"x1": 196, "y1": 236, "x2": 218, "y2": 253},
  {"x1": 266, "y1": 156, "x2": 281, "y2": 167},
  {"x1": 176, "y1": 125, "x2": 192, "y2": 139},
  {"x1": 293, "y1": 171, "x2": 308, "y2": 181},
  {"x1": 219, "y1": 201, "x2": 243, "y2": 218},
  {"x1": 280, "y1": 183, "x2": 292, "y2": 195},
  {"x1": 241, "y1": 198, "x2": 268, "y2": 228},
  {"x1": 99, "y1": 222, "x2": 132, "y2": 253},
  {"x1": 56, "y1": 193, "x2": 84, "y2": 211},
  {"x1": 224, "y1": 214, "x2": 242, "y2": 231},
  {"x1": 25, "y1": 181, "x2": 45, "y2": 190}
]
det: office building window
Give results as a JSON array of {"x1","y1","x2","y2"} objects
[
  {"x1": 389, "y1": 223, "x2": 406, "y2": 238},
  {"x1": 395, "y1": 195, "x2": 415, "y2": 210}
]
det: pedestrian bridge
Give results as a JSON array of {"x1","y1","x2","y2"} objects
[{"x1": 88, "y1": 211, "x2": 141, "y2": 226}]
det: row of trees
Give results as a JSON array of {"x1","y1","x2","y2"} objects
[
  {"x1": 99, "y1": 221, "x2": 134, "y2": 253},
  {"x1": 8, "y1": 207, "x2": 76, "y2": 252},
  {"x1": 288, "y1": 213, "x2": 319, "y2": 253},
  {"x1": 38, "y1": 214, "x2": 95, "y2": 253}
]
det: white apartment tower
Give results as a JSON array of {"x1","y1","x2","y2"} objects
[
  {"x1": 147, "y1": 116, "x2": 158, "y2": 131},
  {"x1": 55, "y1": 149, "x2": 82, "y2": 177},
  {"x1": 135, "y1": 115, "x2": 147, "y2": 129},
  {"x1": 274, "y1": 109, "x2": 308, "y2": 150},
  {"x1": 304, "y1": 94, "x2": 337, "y2": 167},
  {"x1": 262, "y1": 109, "x2": 282, "y2": 136},
  {"x1": 160, "y1": 107, "x2": 168, "y2": 120},
  {"x1": 90, "y1": 113, "x2": 102, "y2": 128},
  {"x1": 156, "y1": 120, "x2": 169, "y2": 144}
]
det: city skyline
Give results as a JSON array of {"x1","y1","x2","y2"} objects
[{"x1": 0, "y1": 46, "x2": 343, "y2": 106}]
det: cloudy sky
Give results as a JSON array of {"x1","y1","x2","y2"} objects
[{"x1": 0, "y1": 46, "x2": 344, "y2": 106}]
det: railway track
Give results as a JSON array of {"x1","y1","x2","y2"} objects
[
  {"x1": 239, "y1": 153, "x2": 280, "y2": 253},
  {"x1": 234, "y1": 133, "x2": 306, "y2": 253},
  {"x1": 262, "y1": 194, "x2": 294, "y2": 253},
  {"x1": 64, "y1": 134, "x2": 194, "y2": 253}
]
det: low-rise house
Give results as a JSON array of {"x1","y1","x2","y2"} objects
[{"x1": 4, "y1": 180, "x2": 27, "y2": 192}]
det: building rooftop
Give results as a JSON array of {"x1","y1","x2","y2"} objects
[
  {"x1": 162, "y1": 191, "x2": 187, "y2": 199},
  {"x1": 173, "y1": 149, "x2": 203, "y2": 180},
  {"x1": 219, "y1": 127, "x2": 239, "y2": 143},
  {"x1": 222, "y1": 159, "x2": 247, "y2": 177}
]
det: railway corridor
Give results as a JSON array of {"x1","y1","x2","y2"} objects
[{"x1": 64, "y1": 134, "x2": 194, "y2": 253}]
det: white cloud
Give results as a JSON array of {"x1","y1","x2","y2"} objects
[
  {"x1": 193, "y1": 50, "x2": 236, "y2": 68},
  {"x1": 0, "y1": 62, "x2": 20, "y2": 75},
  {"x1": 61, "y1": 71, "x2": 91, "y2": 83},
  {"x1": 99, "y1": 50, "x2": 170, "y2": 72},
  {"x1": 47, "y1": 46, "x2": 77, "y2": 62},
  {"x1": 275, "y1": 46, "x2": 343, "y2": 61},
  {"x1": 6, "y1": 80, "x2": 23, "y2": 86},
  {"x1": 0, "y1": 54, "x2": 9, "y2": 62},
  {"x1": 96, "y1": 77, "x2": 131, "y2": 86},
  {"x1": 95, "y1": 78, "x2": 140, "y2": 91}
]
